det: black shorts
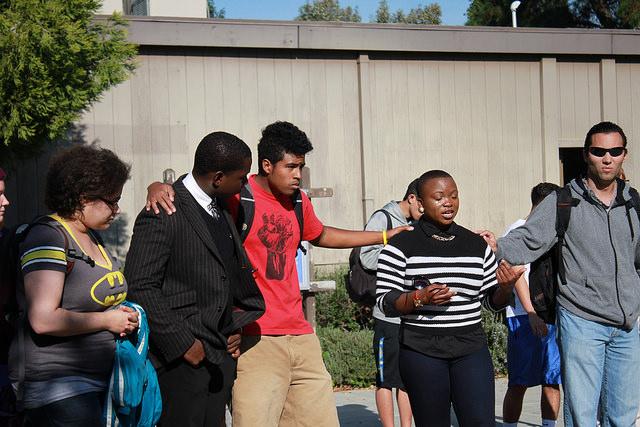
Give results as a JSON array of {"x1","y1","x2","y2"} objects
[{"x1": 372, "y1": 319, "x2": 404, "y2": 389}]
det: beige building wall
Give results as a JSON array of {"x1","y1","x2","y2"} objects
[
  {"x1": 98, "y1": 0, "x2": 123, "y2": 15},
  {"x1": 6, "y1": 20, "x2": 640, "y2": 266},
  {"x1": 76, "y1": 53, "x2": 363, "y2": 264},
  {"x1": 149, "y1": 0, "x2": 207, "y2": 18},
  {"x1": 98, "y1": 0, "x2": 207, "y2": 18}
]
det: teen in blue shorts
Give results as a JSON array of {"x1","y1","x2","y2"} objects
[{"x1": 501, "y1": 183, "x2": 562, "y2": 427}]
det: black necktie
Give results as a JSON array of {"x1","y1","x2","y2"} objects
[{"x1": 208, "y1": 197, "x2": 220, "y2": 220}]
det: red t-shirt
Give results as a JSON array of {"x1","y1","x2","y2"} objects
[{"x1": 228, "y1": 175, "x2": 324, "y2": 335}]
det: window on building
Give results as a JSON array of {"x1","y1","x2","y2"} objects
[{"x1": 124, "y1": 0, "x2": 149, "y2": 15}]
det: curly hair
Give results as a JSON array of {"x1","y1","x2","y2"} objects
[
  {"x1": 45, "y1": 146, "x2": 131, "y2": 218},
  {"x1": 257, "y1": 121, "x2": 313, "y2": 175}
]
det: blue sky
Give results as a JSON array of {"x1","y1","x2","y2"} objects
[{"x1": 214, "y1": 1, "x2": 471, "y2": 26}]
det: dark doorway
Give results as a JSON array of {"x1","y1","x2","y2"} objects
[{"x1": 559, "y1": 148, "x2": 586, "y2": 185}]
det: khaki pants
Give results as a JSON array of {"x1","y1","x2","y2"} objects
[{"x1": 232, "y1": 334, "x2": 339, "y2": 427}]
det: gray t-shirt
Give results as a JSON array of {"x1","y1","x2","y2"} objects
[{"x1": 9, "y1": 218, "x2": 127, "y2": 406}]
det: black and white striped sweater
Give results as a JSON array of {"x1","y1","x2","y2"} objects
[{"x1": 376, "y1": 220, "x2": 500, "y2": 335}]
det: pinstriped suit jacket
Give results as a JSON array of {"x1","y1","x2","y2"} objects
[{"x1": 125, "y1": 177, "x2": 265, "y2": 366}]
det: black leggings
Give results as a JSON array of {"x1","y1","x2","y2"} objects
[{"x1": 399, "y1": 345, "x2": 495, "y2": 427}]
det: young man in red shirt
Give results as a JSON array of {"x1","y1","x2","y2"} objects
[{"x1": 147, "y1": 121, "x2": 410, "y2": 426}]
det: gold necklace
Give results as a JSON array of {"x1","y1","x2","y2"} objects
[{"x1": 431, "y1": 233, "x2": 455, "y2": 241}]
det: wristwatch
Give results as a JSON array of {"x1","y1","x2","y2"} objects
[{"x1": 413, "y1": 291, "x2": 424, "y2": 308}]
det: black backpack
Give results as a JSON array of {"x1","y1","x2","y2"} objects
[
  {"x1": 528, "y1": 183, "x2": 640, "y2": 324},
  {"x1": 346, "y1": 209, "x2": 393, "y2": 306},
  {"x1": 236, "y1": 182, "x2": 306, "y2": 253}
]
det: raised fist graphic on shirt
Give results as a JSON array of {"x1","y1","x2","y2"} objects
[{"x1": 257, "y1": 213, "x2": 294, "y2": 280}]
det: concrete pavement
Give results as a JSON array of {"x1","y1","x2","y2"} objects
[
  {"x1": 334, "y1": 377, "x2": 562, "y2": 426},
  {"x1": 226, "y1": 377, "x2": 640, "y2": 425}
]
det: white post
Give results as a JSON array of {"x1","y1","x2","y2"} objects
[{"x1": 510, "y1": 1, "x2": 521, "y2": 27}]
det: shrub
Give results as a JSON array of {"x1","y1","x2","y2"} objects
[
  {"x1": 482, "y1": 308, "x2": 508, "y2": 375},
  {"x1": 317, "y1": 326, "x2": 376, "y2": 388},
  {"x1": 315, "y1": 267, "x2": 372, "y2": 331}
]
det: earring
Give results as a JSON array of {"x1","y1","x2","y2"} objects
[{"x1": 419, "y1": 207, "x2": 424, "y2": 213}]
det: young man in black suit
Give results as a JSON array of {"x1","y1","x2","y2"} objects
[{"x1": 125, "y1": 132, "x2": 265, "y2": 427}]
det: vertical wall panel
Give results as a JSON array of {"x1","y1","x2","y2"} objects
[{"x1": 617, "y1": 64, "x2": 640, "y2": 184}]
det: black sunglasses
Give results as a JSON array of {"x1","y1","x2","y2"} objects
[
  {"x1": 587, "y1": 147, "x2": 627, "y2": 157},
  {"x1": 98, "y1": 196, "x2": 121, "y2": 210}
]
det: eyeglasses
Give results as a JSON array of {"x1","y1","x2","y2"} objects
[
  {"x1": 98, "y1": 196, "x2": 120, "y2": 211},
  {"x1": 587, "y1": 147, "x2": 627, "y2": 157}
]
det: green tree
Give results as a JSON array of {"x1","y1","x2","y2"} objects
[
  {"x1": 207, "y1": 0, "x2": 225, "y2": 19},
  {"x1": 296, "y1": 0, "x2": 361, "y2": 22},
  {"x1": 466, "y1": 0, "x2": 639, "y2": 28},
  {"x1": 572, "y1": 0, "x2": 640, "y2": 28},
  {"x1": 466, "y1": 0, "x2": 575, "y2": 27},
  {"x1": 376, "y1": 0, "x2": 441, "y2": 25},
  {"x1": 0, "y1": 0, "x2": 137, "y2": 160}
]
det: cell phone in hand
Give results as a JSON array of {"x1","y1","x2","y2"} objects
[{"x1": 412, "y1": 275, "x2": 432, "y2": 290}]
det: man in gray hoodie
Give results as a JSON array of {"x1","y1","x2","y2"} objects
[
  {"x1": 360, "y1": 178, "x2": 422, "y2": 427},
  {"x1": 481, "y1": 121, "x2": 640, "y2": 426}
]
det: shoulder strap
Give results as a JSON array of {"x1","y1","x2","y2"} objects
[
  {"x1": 627, "y1": 186, "x2": 640, "y2": 227},
  {"x1": 238, "y1": 183, "x2": 255, "y2": 242},
  {"x1": 555, "y1": 186, "x2": 579, "y2": 286},
  {"x1": 369, "y1": 209, "x2": 393, "y2": 231},
  {"x1": 382, "y1": 210, "x2": 393, "y2": 230},
  {"x1": 292, "y1": 189, "x2": 306, "y2": 255}
]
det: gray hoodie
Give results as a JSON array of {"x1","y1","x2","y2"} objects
[
  {"x1": 360, "y1": 201, "x2": 410, "y2": 323},
  {"x1": 497, "y1": 178, "x2": 640, "y2": 330}
]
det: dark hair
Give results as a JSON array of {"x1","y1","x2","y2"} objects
[
  {"x1": 530, "y1": 182, "x2": 561, "y2": 207},
  {"x1": 193, "y1": 131, "x2": 252, "y2": 176},
  {"x1": 0, "y1": 167, "x2": 5, "y2": 181},
  {"x1": 402, "y1": 178, "x2": 420, "y2": 200},
  {"x1": 257, "y1": 121, "x2": 313, "y2": 175},
  {"x1": 45, "y1": 146, "x2": 130, "y2": 218},
  {"x1": 584, "y1": 121, "x2": 627, "y2": 149},
  {"x1": 416, "y1": 170, "x2": 453, "y2": 199}
]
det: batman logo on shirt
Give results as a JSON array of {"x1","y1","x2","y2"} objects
[{"x1": 91, "y1": 270, "x2": 127, "y2": 307}]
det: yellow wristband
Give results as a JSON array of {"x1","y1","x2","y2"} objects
[{"x1": 382, "y1": 229, "x2": 388, "y2": 245}]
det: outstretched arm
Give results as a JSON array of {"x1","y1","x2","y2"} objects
[{"x1": 310, "y1": 225, "x2": 412, "y2": 249}]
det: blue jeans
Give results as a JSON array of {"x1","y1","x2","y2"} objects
[{"x1": 557, "y1": 305, "x2": 640, "y2": 427}]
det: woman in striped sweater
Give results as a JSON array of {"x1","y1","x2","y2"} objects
[{"x1": 376, "y1": 170, "x2": 520, "y2": 427}]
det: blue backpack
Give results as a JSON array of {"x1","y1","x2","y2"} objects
[{"x1": 103, "y1": 301, "x2": 162, "y2": 427}]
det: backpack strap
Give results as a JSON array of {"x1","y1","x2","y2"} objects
[
  {"x1": 237, "y1": 183, "x2": 255, "y2": 242},
  {"x1": 382, "y1": 209, "x2": 393, "y2": 231},
  {"x1": 291, "y1": 189, "x2": 306, "y2": 255},
  {"x1": 625, "y1": 186, "x2": 640, "y2": 240},
  {"x1": 237, "y1": 183, "x2": 307, "y2": 254},
  {"x1": 368, "y1": 209, "x2": 393, "y2": 231},
  {"x1": 555, "y1": 186, "x2": 580, "y2": 286}
]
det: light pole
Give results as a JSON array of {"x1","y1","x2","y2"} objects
[{"x1": 511, "y1": 1, "x2": 521, "y2": 27}]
